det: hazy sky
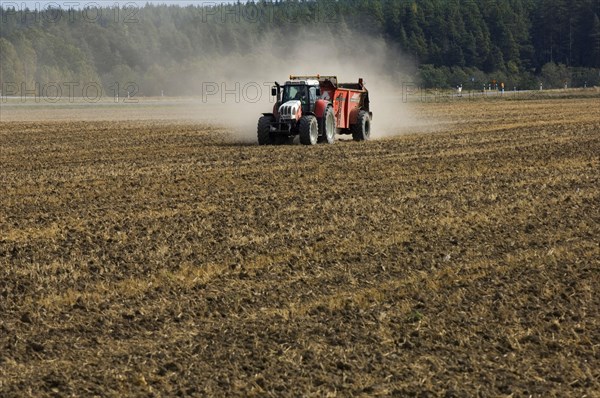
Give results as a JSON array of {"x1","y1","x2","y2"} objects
[{"x1": 2, "y1": 1, "x2": 246, "y2": 9}]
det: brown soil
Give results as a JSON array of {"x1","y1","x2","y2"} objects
[{"x1": 1, "y1": 98, "x2": 599, "y2": 397}]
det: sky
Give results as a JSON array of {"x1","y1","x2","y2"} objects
[{"x1": 1, "y1": 1, "x2": 247, "y2": 9}]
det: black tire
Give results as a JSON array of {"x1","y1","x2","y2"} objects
[
  {"x1": 257, "y1": 115, "x2": 274, "y2": 145},
  {"x1": 299, "y1": 115, "x2": 318, "y2": 145},
  {"x1": 351, "y1": 110, "x2": 371, "y2": 141},
  {"x1": 318, "y1": 106, "x2": 336, "y2": 144}
]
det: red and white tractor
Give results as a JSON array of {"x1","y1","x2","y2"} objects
[{"x1": 257, "y1": 75, "x2": 373, "y2": 145}]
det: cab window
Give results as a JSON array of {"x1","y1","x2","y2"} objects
[
  {"x1": 309, "y1": 86, "x2": 317, "y2": 103},
  {"x1": 283, "y1": 86, "x2": 306, "y2": 103}
]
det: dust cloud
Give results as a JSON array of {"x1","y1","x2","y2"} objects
[{"x1": 185, "y1": 28, "x2": 417, "y2": 142}]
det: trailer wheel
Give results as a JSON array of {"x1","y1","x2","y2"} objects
[
  {"x1": 299, "y1": 115, "x2": 318, "y2": 145},
  {"x1": 257, "y1": 115, "x2": 275, "y2": 145},
  {"x1": 318, "y1": 106, "x2": 336, "y2": 144},
  {"x1": 351, "y1": 110, "x2": 371, "y2": 141}
]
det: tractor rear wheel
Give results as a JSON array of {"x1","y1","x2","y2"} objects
[
  {"x1": 257, "y1": 115, "x2": 275, "y2": 145},
  {"x1": 351, "y1": 110, "x2": 371, "y2": 141},
  {"x1": 299, "y1": 115, "x2": 318, "y2": 145},
  {"x1": 318, "y1": 106, "x2": 336, "y2": 144}
]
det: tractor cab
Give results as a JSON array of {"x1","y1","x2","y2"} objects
[
  {"x1": 281, "y1": 83, "x2": 319, "y2": 114},
  {"x1": 275, "y1": 79, "x2": 320, "y2": 116}
]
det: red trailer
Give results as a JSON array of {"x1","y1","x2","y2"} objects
[{"x1": 257, "y1": 75, "x2": 373, "y2": 145}]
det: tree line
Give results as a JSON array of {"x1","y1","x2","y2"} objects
[{"x1": 1, "y1": 0, "x2": 599, "y2": 96}]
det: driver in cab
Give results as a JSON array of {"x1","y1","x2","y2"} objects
[{"x1": 294, "y1": 90, "x2": 307, "y2": 104}]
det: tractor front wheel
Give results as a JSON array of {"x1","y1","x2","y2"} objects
[
  {"x1": 299, "y1": 115, "x2": 319, "y2": 145},
  {"x1": 351, "y1": 110, "x2": 371, "y2": 141},
  {"x1": 257, "y1": 115, "x2": 275, "y2": 145}
]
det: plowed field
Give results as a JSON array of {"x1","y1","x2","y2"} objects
[{"x1": 1, "y1": 97, "x2": 599, "y2": 396}]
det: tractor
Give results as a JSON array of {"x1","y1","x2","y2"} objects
[{"x1": 257, "y1": 75, "x2": 372, "y2": 145}]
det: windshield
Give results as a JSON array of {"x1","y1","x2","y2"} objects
[
  {"x1": 282, "y1": 84, "x2": 318, "y2": 113},
  {"x1": 282, "y1": 85, "x2": 308, "y2": 103}
]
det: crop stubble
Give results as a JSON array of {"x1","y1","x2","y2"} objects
[{"x1": 0, "y1": 98, "x2": 599, "y2": 396}]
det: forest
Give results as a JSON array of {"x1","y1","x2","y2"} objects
[{"x1": 1, "y1": 0, "x2": 600, "y2": 96}]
